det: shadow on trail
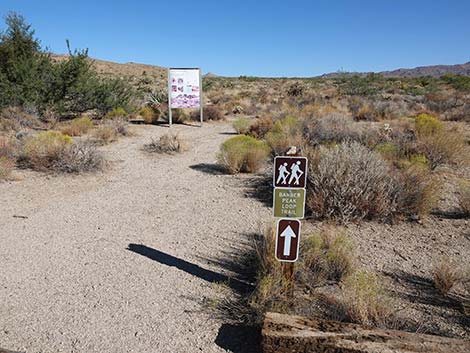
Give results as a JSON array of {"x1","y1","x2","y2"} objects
[
  {"x1": 215, "y1": 324, "x2": 261, "y2": 353},
  {"x1": 189, "y1": 163, "x2": 226, "y2": 175},
  {"x1": 127, "y1": 243, "x2": 252, "y2": 294}
]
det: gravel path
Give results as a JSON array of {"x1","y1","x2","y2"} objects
[{"x1": 0, "y1": 122, "x2": 270, "y2": 353}]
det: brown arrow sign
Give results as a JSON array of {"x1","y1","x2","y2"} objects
[
  {"x1": 275, "y1": 219, "x2": 301, "y2": 262},
  {"x1": 273, "y1": 156, "x2": 308, "y2": 188}
]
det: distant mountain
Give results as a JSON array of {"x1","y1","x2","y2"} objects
[{"x1": 321, "y1": 62, "x2": 470, "y2": 78}]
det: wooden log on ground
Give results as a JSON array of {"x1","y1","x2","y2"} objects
[
  {"x1": 262, "y1": 312, "x2": 470, "y2": 353},
  {"x1": 0, "y1": 349, "x2": 23, "y2": 353}
]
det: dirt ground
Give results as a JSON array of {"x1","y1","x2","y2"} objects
[
  {"x1": 0, "y1": 121, "x2": 270, "y2": 353},
  {"x1": 1, "y1": 120, "x2": 469, "y2": 353}
]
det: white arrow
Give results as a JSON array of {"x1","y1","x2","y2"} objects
[{"x1": 280, "y1": 225, "x2": 296, "y2": 256}]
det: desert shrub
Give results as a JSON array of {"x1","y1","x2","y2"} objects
[
  {"x1": 139, "y1": 105, "x2": 161, "y2": 124},
  {"x1": 107, "y1": 117, "x2": 129, "y2": 136},
  {"x1": 433, "y1": 258, "x2": 462, "y2": 295},
  {"x1": 105, "y1": 107, "x2": 127, "y2": 119},
  {"x1": 374, "y1": 142, "x2": 399, "y2": 160},
  {"x1": 21, "y1": 131, "x2": 72, "y2": 170},
  {"x1": 304, "y1": 113, "x2": 379, "y2": 147},
  {"x1": 248, "y1": 115, "x2": 274, "y2": 139},
  {"x1": 0, "y1": 13, "x2": 133, "y2": 115},
  {"x1": 144, "y1": 133, "x2": 187, "y2": 154},
  {"x1": 307, "y1": 142, "x2": 398, "y2": 222},
  {"x1": 232, "y1": 117, "x2": 251, "y2": 134},
  {"x1": 0, "y1": 136, "x2": 17, "y2": 160},
  {"x1": 203, "y1": 106, "x2": 224, "y2": 121},
  {"x1": 92, "y1": 125, "x2": 118, "y2": 144},
  {"x1": 0, "y1": 156, "x2": 15, "y2": 179},
  {"x1": 61, "y1": 116, "x2": 93, "y2": 136},
  {"x1": 218, "y1": 135, "x2": 270, "y2": 174},
  {"x1": 417, "y1": 129, "x2": 466, "y2": 170},
  {"x1": 458, "y1": 179, "x2": 470, "y2": 217},
  {"x1": 250, "y1": 226, "x2": 286, "y2": 313},
  {"x1": 265, "y1": 116, "x2": 303, "y2": 155},
  {"x1": 335, "y1": 271, "x2": 392, "y2": 327},
  {"x1": 170, "y1": 108, "x2": 190, "y2": 124},
  {"x1": 54, "y1": 140, "x2": 104, "y2": 173},
  {"x1": 301, "y1": 228, "x2": 356, "y2": 284},
  {"x1": 414, "y1": 113, "x2": 443, "y2": 136},
  {"x1": 394, "y1": 166, "x2": 438, "y2": 217},
  {"x1": 287, "y1": 82, "x2": 304, "y2": 97}
]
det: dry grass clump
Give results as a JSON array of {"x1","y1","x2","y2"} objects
[
  {"x1": 54, "y1": 140, "x2": 104, "y2": 173},
  {"x1": 301, "y1": 228, "x2": 356, "y2": 285},
  {"x1": 20, "y1": 131, "x2": 73, "y2": 171},
  {"x1": 218, "y1": 135, "x2": 270, "y2": 174},
  {"x1": 307, "y1": 142, "x2": 398, "y2": 222},
  {"x1": 333, "y1": 271, "x2": 393, "y2": 327},
  {"x1": 0, "y1": 136, "x2": 17, "y2": 179},
  {"x1": 203, "y1": 106, "x2": 224, "y2": 121},
  {"x1": 395, "y1": 166, "x2": 438, "y2": 217},
  {"x1": 232, "y1": 117, "x2": 251, "y2": 134},
  {"x1": 61, "y1": 116, "x2": 94, "y2": 136},
  {"x1": 92, "y1": 118, "x2": 129, "y2": 144},
  {"x1": 93, "y1": 125, "x2": 118, "y2": 144},
  {"x1": 171, "y1": 108, "x2": 191, "y2": 123},
  {"x1": 265, "y1": 116, "x2": 303, "y2": 155},
  {"x1": 144, "y1": 133, "x2": 187, "y2": 154},
  {"x1": 457, "y1": 179, "x2": 470, "y2": 217},
  {"x1": 432, "y1": 258, "x2": 462, "y2": 295}
]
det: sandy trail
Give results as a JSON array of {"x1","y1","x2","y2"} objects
[{"x1": 0, "y1": 122, "x2": 270, "y2": 353}]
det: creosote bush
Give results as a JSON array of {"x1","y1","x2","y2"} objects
[
  {"x1": 144, "y1": 133, "x2": 187, "y2": 154},
  {"x1": 218, "y1": 135, "x2": 270, "y2": 174}
]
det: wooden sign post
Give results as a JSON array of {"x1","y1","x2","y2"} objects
[{"x1": 272, "y1": 153, "x2": 308, "y2": 296}]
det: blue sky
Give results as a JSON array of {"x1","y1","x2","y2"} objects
[{"x1": 1, "y1": 0, "x2": 469, "y2": 77}]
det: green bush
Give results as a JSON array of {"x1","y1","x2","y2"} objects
[
  {"x1": 0, "y1": 13, "x2": 133, "y2": 115},
  {"x1": 139, "y1": 105, "x2": 161, "y2": 124},
  {"x1": 21, "y1": 131, "x2": 72, "y2": 170},
  {"x1": 265, "y1": 116, "x2": 303, "y2": 155},
  {"x1": 218, "y1": 135, "x2": 270, "y2": 173},
  {"x1": 232, "y1": 117, "x2": 251, "y2": 134},
  {"x1": 105, "y1": 107, "x2": 127, "y2": 119},
  {"x1": 415, "y1": 113, "x2": 443, "y2": 136}
]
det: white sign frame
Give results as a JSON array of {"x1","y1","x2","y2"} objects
[{"x1": 168, "y1": 68, "x2": 203, "y2": 127}]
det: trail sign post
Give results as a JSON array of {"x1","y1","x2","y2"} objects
[
  {"x1": 272, "y1": 153, "x2": 308, "y2": 296},
  {"x1": 273, "y1": 156, "x2": 308, "y2": 188},
  {"x1": 168, "y1": 68, "x2": 203, "y2": 127},
  {"x1": 275, "y1": 219, "x2": 301, "y2": 262}
]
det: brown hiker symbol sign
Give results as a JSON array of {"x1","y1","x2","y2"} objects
[
  {"x1": 273, "y1": 156, "x2": 307, "y2": 188},
  {"x1": 275, "y1": 219, "x2": 301, "y2": 262}
]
